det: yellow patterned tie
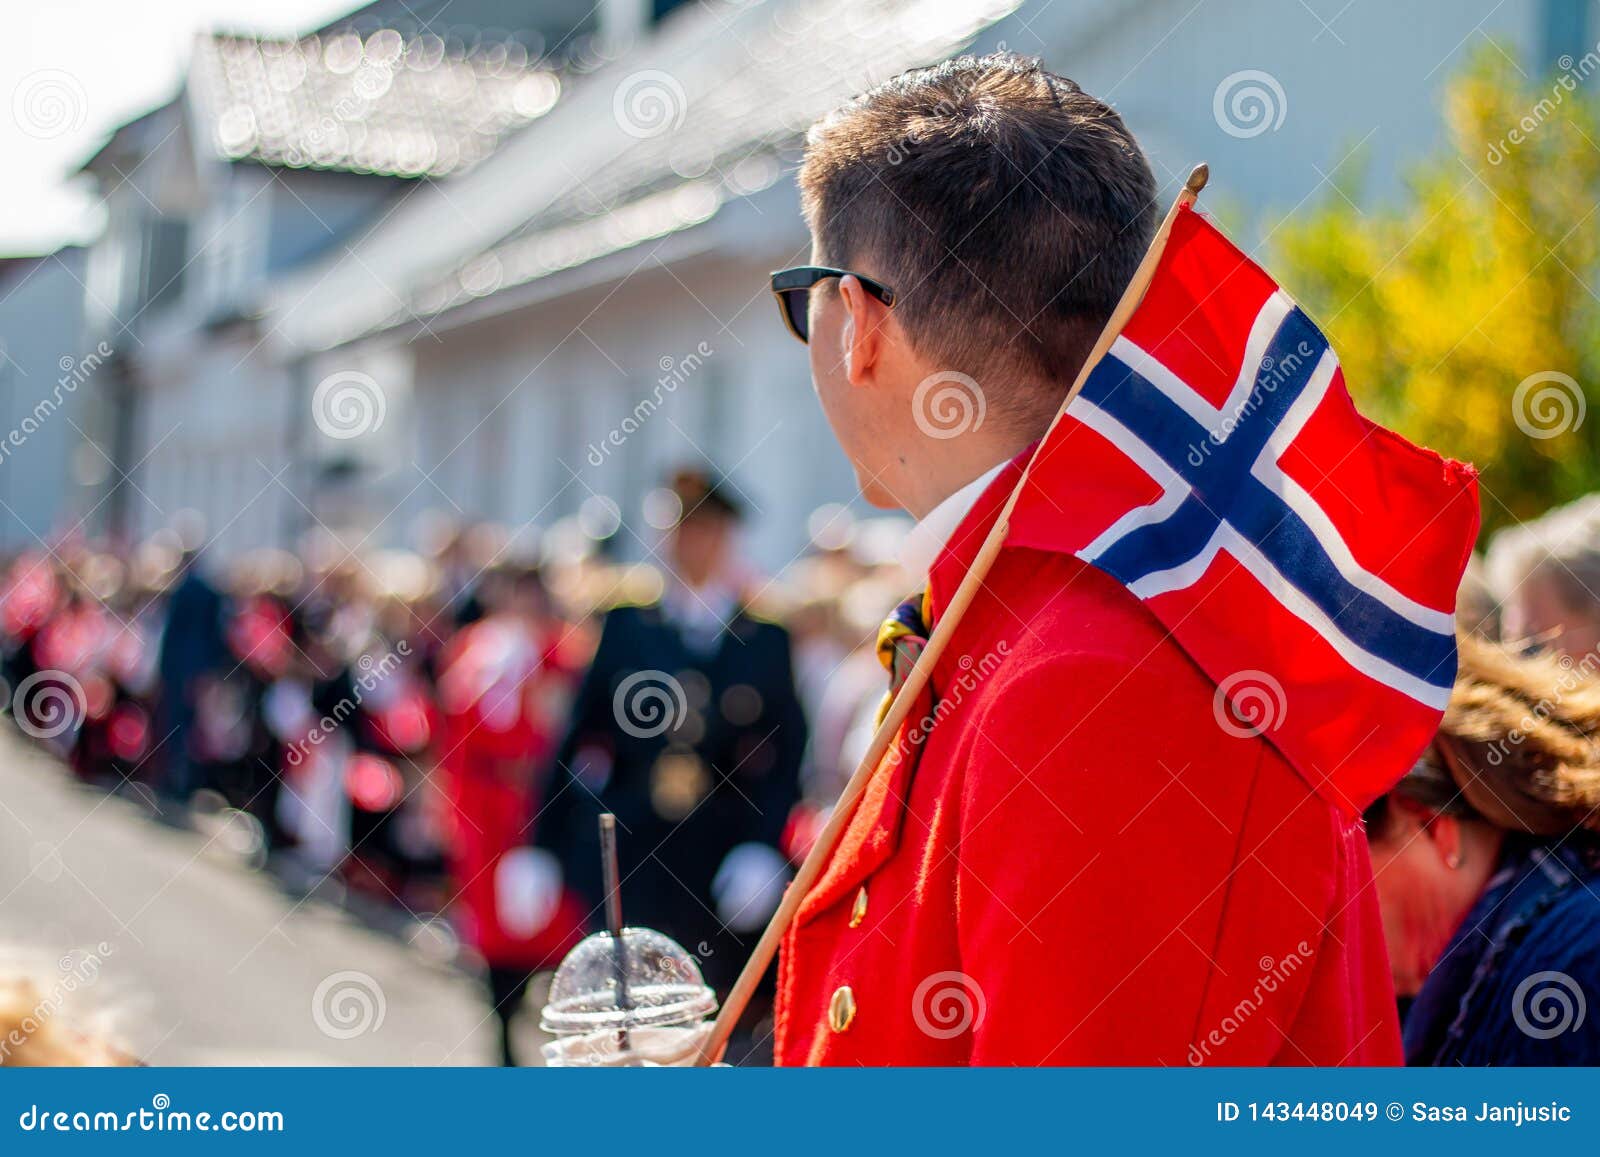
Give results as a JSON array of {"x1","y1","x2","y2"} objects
[{"x1": 874, "y1": 589, "x2": 932, "y2": 726}]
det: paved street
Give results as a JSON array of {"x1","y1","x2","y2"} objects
[{"x1": 0, "y1": 729, "x2": 502, "y2": 1065}]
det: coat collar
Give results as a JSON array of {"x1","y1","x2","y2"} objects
[
  {"x1": 899, "y1": 461, "x2": 1009, "y2": 579},
  {"x1": 925, "y1": 449, "x2": 1030, "y2": 626},
  {"x1": 797, "y1": 442, "x2": 1079, "y2": 926},
  {"x1": 796, "y1": 678, "x2": 933, "y2": 926},
  {"x1": 795, "y1": 452, "x2": 1034, "y2": 926},
  {"x1": 925, "y1": 431, "x2": 1132, "y2": 623}
]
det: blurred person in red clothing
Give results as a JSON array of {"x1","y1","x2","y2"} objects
[
  {"x1": 435, "y1": 563, "x2": 587, "y2": 1065},
  {"x1": 0, "y1": 552, "x2": 64, "y2": 696},
  {"x1": 56, "y1": 556, "x2": 161, "y2": 789}
]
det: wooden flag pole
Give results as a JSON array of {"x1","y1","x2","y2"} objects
[{"x1": 696, "y1": 163, "x2": 1210, "y2": 1065}]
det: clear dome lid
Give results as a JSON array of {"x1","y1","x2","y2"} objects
[{"x1": 540, "y1": 927, "x2": 717, "y2": 1034}]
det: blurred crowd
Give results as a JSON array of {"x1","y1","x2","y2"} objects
[
  {"x1": 7, "y1": 469, "x2": 1600, "y2": 1067},
  {"x1": 0, "y1": 468, "x2": 920, "y2": 1064}
]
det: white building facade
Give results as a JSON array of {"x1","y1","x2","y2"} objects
[{"x1": 61, "y1": 0, "x2": 1589, "y2": 570}]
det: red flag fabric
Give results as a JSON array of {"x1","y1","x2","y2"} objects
[{"x1": 1008, "y1": 203, "x2": 1479, "y2": 814}]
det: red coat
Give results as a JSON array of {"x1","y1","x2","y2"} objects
[
  {"x1": 775, "y1": 457, "x2": 1402, "y2": 1066},
  {"x1": 437, "y1": 618, "x2": 586, "y2": 969}
]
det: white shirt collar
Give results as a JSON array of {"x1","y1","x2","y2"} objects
[
  {"x1": 662, "y1": 578, "x2": 739, "y2": 654},
  {"x1": 897, "y1": 461, "x2": 1008, "y2": 579}
]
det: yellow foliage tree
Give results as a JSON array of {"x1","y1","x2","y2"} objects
[{"x1": 1272, "y1": 48, "x2": 1600, "y2": 536}]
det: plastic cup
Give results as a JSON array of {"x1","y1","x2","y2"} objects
[{"x1": 539, "y1": 927, "x2": 717, "y2": 1067}]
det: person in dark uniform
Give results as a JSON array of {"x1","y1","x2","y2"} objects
[
  {"x1": 155, "y1": 530, "x2": 228, "y2": 803},
  {"x1": 535, "y1": 468, "x2": 807, "y2": 1049}
]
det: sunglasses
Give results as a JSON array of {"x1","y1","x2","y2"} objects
[{"x1": 769, "y1": 266, "x2": 897, "y2": 344}]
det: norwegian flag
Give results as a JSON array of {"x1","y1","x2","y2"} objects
[{"x1": 1008, "y1": 203, "x2": 1479, "y2": 814}]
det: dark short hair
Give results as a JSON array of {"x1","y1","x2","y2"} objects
[
  {"x1": 670, "y1": 466, "x2": 742, "y2": 523},
  {"x1": 800, "y1": 54, "x2": 1157, "y2": 426}
]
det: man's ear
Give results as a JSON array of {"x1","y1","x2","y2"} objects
[{"x1": 837, "y1": 274, "x2": 891, "y2": 388}]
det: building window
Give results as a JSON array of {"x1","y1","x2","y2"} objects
[{"x1": 141, "y1": 217, "x2": 189, "y2": 312}]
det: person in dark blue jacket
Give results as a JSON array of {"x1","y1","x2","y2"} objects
[
  {"x1": 1366, "y1": 634, "x2": 1600, "y2": 1064},
  {"x1": 155, "y1": 539, "x2": 228, "y2": 802}
]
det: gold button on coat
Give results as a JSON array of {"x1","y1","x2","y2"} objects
[
  {"x1": 828, "y1": 985, "x2": 857, "y2": 1033},
  {"x1": 849, "y1": 886, "x2": 868, "y2": 928}
]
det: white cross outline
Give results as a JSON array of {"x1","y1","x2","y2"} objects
[{"x1": 1064, "y1": 290, "x2": 1457, "y2": 710}]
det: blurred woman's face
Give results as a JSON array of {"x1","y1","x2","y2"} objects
[
  {"x1": 1503, "y1": 577, "x2": 1600, "y2": 661},
  {"x1": 1366, "y1": 797, "x2": 1502, "y2": 997}
]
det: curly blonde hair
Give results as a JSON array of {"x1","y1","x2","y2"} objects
[{"x1": 1395, "y1": 634, "x2": 1600, "y2": 835}]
